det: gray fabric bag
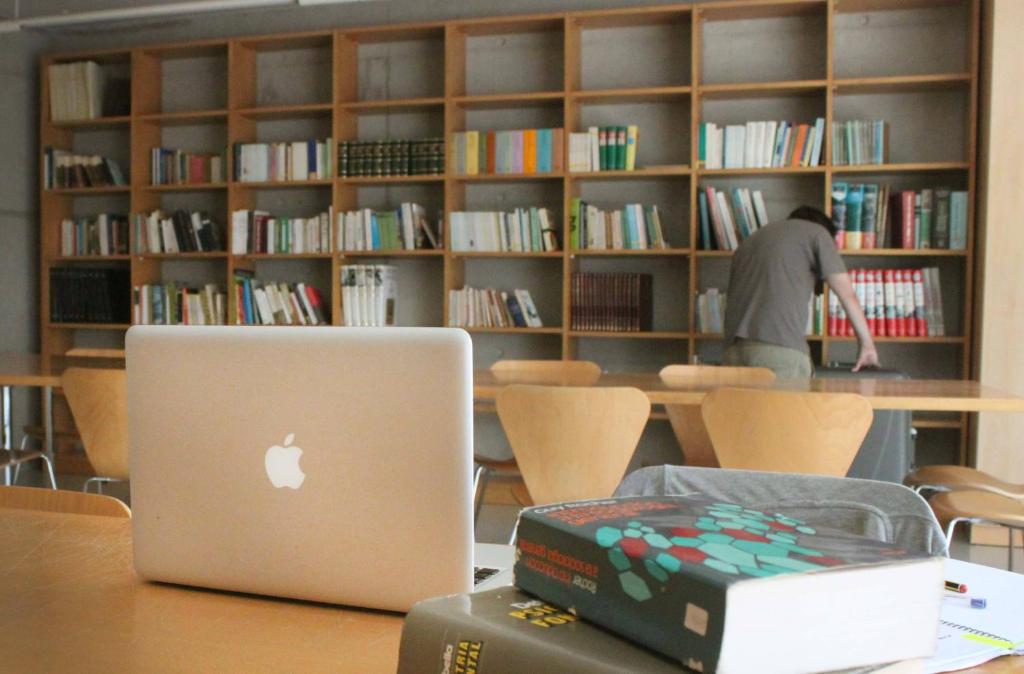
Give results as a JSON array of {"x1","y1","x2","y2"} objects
[{"x1": 615, "y1": 465, "x2": 946, "y2": 556}]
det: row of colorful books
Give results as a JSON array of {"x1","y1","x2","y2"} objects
[
  {"x1": 450, "y1": 129, "x2": 564, "y2": 176},
  {"x1": 230, "y1": 209, "x2": 333, "y2": 255},
  {"x1": 132, "y1": 283, "x2": 226, "y2": 326},
  {"x1": 60, "y1": 214, "x2": 129, "y2": 257},
  {"x1": 830, "y1": 267, "x2": 944, "y2": 337},
  {"x1": 570, "y1": 272, "x2": 653, "y2": 332},
  {"x1": 233, "y1": 139, "x2": 332, "y2": 182},
  {"x1": 134, "y1": 209, "x2": 224, "y2": 254},
  {"x1": 339, "y1": 204, "x2": 440, "y2": 252},
  {"x1": 447, "y1": 287, "x2": 543, "y2": 329},
  {"x1": 338, "y1": 139, "x2": 444, "y2": 178},
  {"x1": 568, "y1": 126, "x2": 638, "y2": 172},
  {"x1": 233, "y1": 270, "x2": 328, "y2": 326},
  {"x1": 449, "y1": 209, "x2": 558, "y2": 253},
  {"x1": 698, "y1": 186, "x2": 770, "y2": 250},
  {"x1": 699, "y1": 119, "x2": 825, "y2": 170},
  {"x1": 44, "y1": 149, "x2": 127, "y2": 189},
  {"x1": 340, "y1": 264, "x2": 396, "y2": 327},
  {"x1": 832, "y1": 120, "x2": 888, "y2": 166},
  {"x1": 150, "y1": 148, "x2": 225, "y2": 186},
  {"x1": 569, "y1": 200, "x2": 668, "y2": 251},
  {"x1": 833, "y1": 184, "x2": 967, "y2": 250}
]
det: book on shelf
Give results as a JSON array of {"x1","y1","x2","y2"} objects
[
  {"x1": 832, "y1": 184, "x2": 966, "y2": 250},
  {"x1": 233, "y1": 138, "x2": 332, "y2": 182},
  {"x1": 513, "y1": 495, "x2": 943, "y2": 674},
  {"x1": 150, "y1": 147, "x2": 225, "y2": 186},
  {"x1": 448, "y1": 286, "x2": 542, "y2": 329},
  {"x1": 49, "y1": 267, "x2": 131, "y2": 324},
  {"x1": 340, "y1": 264, "x2": 396, "y2": 327},
  {"x1": 829, "y1": 267, "x2": 944, "y2": 338},
  {"x1": 832, "y1": 120, "x2": 889, "y2": 166},
  {"x1": 61, "y1": 214, "x2": 129, "y2": 256},
  {"x1": 569, "y1": 199, "x2": 668, "y2": 251},
  {"x1": 133, "y1": 283, "x2": 226, "y2": 325},
  {"x1": 231, "y1": 208, "x2": 333, "y2": 255},
  {"x1": 570, "y1": 272, "x2": 653, "y2": 332},
  {"x1": 449, "y1": 208, "x2": 558, "y2": 253},
  {"x1": 452, "y1": 129, "x2": 564, "y2": 176},
  {"x1": 568, "y1": 125, "x2": 638, "y2": 172},
  {"x1": 698, "y1": 186, "x2": 770, "y2": 250},
  {"x1": 338, "y1": 138, "x2": 444, "y2": 177},
  {"x1": 338, "y1": 204, "x2": 440, "y2": 252},
  {"x1": 47, "y1": 60, "x2": 130, "y2": 121},
  {"x1": 134, "y1": 209, "x2": 224, "y2": 254},
  {"x1": 695, "y1": 290, "x2": 822, "y2": 337},
  {"x1": 44, "y1": 149, "x2": 127, "y2": 189},
  {"x1": 232, "y1": 270, "x2": 327, "y2": 326},
  {"x1": 699, "y1": 119, "x2": 825, "y2": 170}
]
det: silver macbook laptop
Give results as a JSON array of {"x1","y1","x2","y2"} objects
[{"x1": 127, "y1": 325, "x2": 511, "y2": 612}]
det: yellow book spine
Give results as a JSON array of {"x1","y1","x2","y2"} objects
[
  {"x1": 466, "y1": 131, "x2": 479, "y2": 175},
  {"x1": 625, "y1": 125, "x2": 638, "y2": 171},
  {"x1": 524, "y1": 129, "x2": 537, "y2": 174}
]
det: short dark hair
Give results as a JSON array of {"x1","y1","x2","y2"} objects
[{"x1": 789, "y1": 206, "x2": 836, "y2": 238}]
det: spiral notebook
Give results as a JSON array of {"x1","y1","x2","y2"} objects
[{"x1": 926, "y1": 558, "x2": 1024, "y2": 673}]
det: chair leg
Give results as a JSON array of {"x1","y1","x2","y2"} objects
[
  {"x1": 473, "y1": 465, "x2": 490, "y2": 526},
  {"x1": 40, "y1": 455, "x2": 57, "y2": 490},
  {"x1": 944, "y1": 517, "x2": 967, "y2": 555},
  {"x1": 83, "y1": 477, "x2": 97, "y2": 493}
]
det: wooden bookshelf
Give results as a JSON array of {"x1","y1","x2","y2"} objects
[{"x1": 38, "y1": 0, "x2": 981, "y2": 471}]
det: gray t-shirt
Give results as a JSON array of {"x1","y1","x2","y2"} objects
[{"x1": 724, "y1": 218, "x2": 846, "y2": 354}]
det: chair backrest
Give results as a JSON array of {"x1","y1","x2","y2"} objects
[
  {"x1": 62, "y1": 367, "x2": 129, "y2": 480},
  {"x1": 0, "y1": 485, "x2": 130, "y2": 518},
  {"x1": 615, "y1": 465, "x2": 946, "y2": 555},
  {"x1": 496, "y1": 385, "x2": 650, "y2": 505},
  {"x1": 491, "y1": 359, "x2": 602, "y2": 386},
  {"x1": 701, "y1": 387, "x2": 873, "y2": 476},
  {"x1": 658, "y1": 365, "x2": 776, "y2": 467}
]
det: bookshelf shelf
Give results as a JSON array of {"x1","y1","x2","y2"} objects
[
  {"x1": 47, "y1": 187, "x2": 131, "y2": 195},
  {"x1": 140, "y1": 183, "x2": 228, "y2": 192},
  {"x1": 831, "y1": 162, "x2": 970, "y2": 174},
  {"x1": 833, "y1": 74, "x2": 972, "y2": 94},
  {"x1": 38, "y1": 0, "x2": 982, "y2": 472},
  {"x1": 569, "y1": 331, "x2": 691, "y2": 340},
  {"x1": 571, "y1": 86, "x2": 692, "y2": 104},
  {"x1": 572, "y1": 248, "x2": 692, "y2": 257},
  {"x1": 913, "y1": 418, "x2": 963, "y2": 430},
  {"x1": 569, "y1": 166, "x2": 690, "y2": 179},
  {"x1": 698, "y1": 79, "x2": 827, "y2": 99},
  {"x1": 232, "y1": 179, "x2": 333, "y2": 189}
]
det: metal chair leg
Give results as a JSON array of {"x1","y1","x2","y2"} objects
[
  {"x1": 40, "y1": 455, "x2": 57, "y2": 490},
  {"x1": 83, "y1": 477, "x2": 98, "y2": 493},
  {"x1": 944, "y1": 517, "x2": 967, "y2": 555},
  {"x1": 473, "y1": 465, "x2": 490, "y2": 526}
]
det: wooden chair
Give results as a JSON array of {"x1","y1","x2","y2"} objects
[
  {"x1": 0, "y1": 485, "x2": 130, "y2": 518},
  {"x1": 904, "y1": 465, "x2": 1024, "y2": 499},
  {"x1": 658, "y1": 365, "x2": 776, "y2": 468},
  {"x1": 928, "y1": 490, "x2": 1024, "y2": 571},
  {"x1": 496, "y1": 385, "x2": 650, "y2": 508},
  {"x1": 700, "y1": 387, "x2": 873, "y2": 477},
  {"x1": 61, "y1": 368, "x2": 129, "y2": 494},
  {"x1": 474, "y1": 360, "x2": 603, "y2": 521}
]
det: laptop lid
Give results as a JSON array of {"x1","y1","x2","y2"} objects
[{"x1": 127, "y1": 325, "x2": 474, "y2": 612}]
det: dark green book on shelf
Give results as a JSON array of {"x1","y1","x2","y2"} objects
[{"x1": 513, "y1": 496, "x2": 943, "y2": 674}]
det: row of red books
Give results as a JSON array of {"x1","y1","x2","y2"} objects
[{"x1": 828, "y1": 267, "x2": 944, "y2": 337}]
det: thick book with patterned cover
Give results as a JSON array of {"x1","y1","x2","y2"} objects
[{"x1": 513, "y1": 496, "x2": 943, "y2": 674}]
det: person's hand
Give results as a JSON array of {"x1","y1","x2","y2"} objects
[{"x1": 852, "y1": 342, "x2": 880, "y2": 372}]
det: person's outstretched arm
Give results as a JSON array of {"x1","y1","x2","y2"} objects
[{"x1": 828, "y1": 272, "x2": 879, "y2": 372}]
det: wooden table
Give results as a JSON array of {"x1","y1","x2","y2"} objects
[
  {"x1": 0, "y1": 507, "x2": 1020, "y2": 673},
  {"x1": 474, "y1": 370, "x2": 1024, "y2": 412},
  {"x1": 0, "y1": 352, "x2": 123, "y2": 480},
  {"x1": 0, "y1": 508, "x2": 404, "y2": 672}
]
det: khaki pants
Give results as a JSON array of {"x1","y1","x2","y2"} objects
[{"x1": 723, "y1": 338, "x2": 813, "y2": 379}]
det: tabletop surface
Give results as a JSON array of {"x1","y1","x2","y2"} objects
[
  {"x1": 0, "y1": 352, "x2": 123, "y2": 387},
  {"x1": 0, "y1": 507, "x2": 1021, "y2": 673},
  {"x1": 0, "y1": 508, "x2": 404, "y2": 673}
]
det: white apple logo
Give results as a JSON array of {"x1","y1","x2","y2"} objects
[{"x1": 264, "y1": 433, "x2": 306, "y2": 489}]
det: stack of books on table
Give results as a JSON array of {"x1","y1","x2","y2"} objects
[
  {"x1": 447, "y1": 287, "x2": 542, "y2": 329},
  {"x1": 398, "y1": 495, "x2": 946, "y2": 673}
]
